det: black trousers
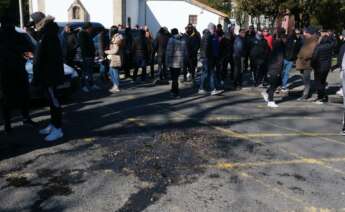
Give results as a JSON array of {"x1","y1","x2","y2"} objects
[
  {"x1": 223, "y1": 56, "x2": 234, "y2": 81},
  {"x1": 1, "y1": 101, "x2": 30, "y2": 131},
  {"x1": 133, "y1": 66, "x2": 147, "y2": 81},
  {"x1": 183, "y1": 57, "x2": 197, "y2": 80},
  {"x1": 300, "y1": 69, "x2": 312, "y2": 98},
  {"x1": 233, "y1": 56, "x2": 244, "y2": 87},
  {"x1": 170, "y1": 68, "x2": 181, "y2": 95},
  {"x1": 314, "y1": 69, "x2": 330, "y2": 100},
  {"x1": 47, "y1": 87, "x2": 62, "y2": 129},
  {"x1": 157, "y1": 57, "x2": 167, "y2": 80},
  {"x1": 266, "y1": 74, "x2": 281, "y2": 102},
  {"x1": 252, "y1": 59, "x2": 266, "y2": 86}
]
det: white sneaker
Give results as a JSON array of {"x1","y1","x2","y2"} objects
[
  {"x1": 267, "y1": 101, "x2": 279, "y2": 108},
  {"x1": 39, "y1": 124, "x2": 53, "y2": 135},
  {"x1": 91, "y1": 85, "x2": 101, "y2": 91},
  {"x1": 45, "y1": 127, "x2": 64, "y2": 142},
  {"x1": 337, "y1": 88, "x2": 343, "y2": 97},
  {"x1": 82, "y1": 86, "x2": 89, "y2": 93},
  {"x1": 261, "y1": 91, "x2": 269, "y2": 103},
  {"x1": 109, "y1": 86, "x2": 120, "y2": 93},
  {"x1": 198, "y1": 89, "x2": 207, "y2": 95},
  {"x1": 211, "y1": 90, "x2": 223, "y2": 96}
]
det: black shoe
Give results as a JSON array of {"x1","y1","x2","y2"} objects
[{"x1": 23, "y1": 119, "x2": 38, "y2": 128}]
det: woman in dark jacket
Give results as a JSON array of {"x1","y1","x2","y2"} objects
[
  {"x1": 311, "y1": 32, "x2": 335, "y2": 103},
  {"x1": 261, "y1": 34, "x2": 286, "y2": 108},
  {"x1": 0, "y1": 16, "x2": 35, "y2": 134},
  {"x1": 31, "y1": 13, "x2": 65, "y2": 141}
]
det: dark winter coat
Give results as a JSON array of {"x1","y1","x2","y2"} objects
[
  {"x1": 285, "y1": 34, "x2": 302, "y2": 61},
  {"x1": 233, "y1": 35, "x2": 246, "y2": 58},
  {"x1": 311, "y1": 36, "x2": 335, "y2": 72},
  {"x1": 78, "y1": 29, "x2": 96, "y2": 59},
  {"x1": 133, "y1": 35, "x2": 149, "y2": 66},
  {"x1": 154, "y1": 31, "x2": 170, "y2": 63},
  {"x1": 219, "y1": 34, "x2": 234, "y2": 60},
  {"x1": 0, "y1": 26, "x2": 32, "y2": 106},
  {"x1": 33, "y1": 21, "x2": 65, "y2": 87},
  {"x1": 200, "y1": 30, "x2": 219, "y2": 67},
  {"x1": 60, "y1": 31, "x2": 78, "y2": 63},
  {"x1": 165, "y1": 35, "x2": 188, "y2": 69},
  {"x1": 267, "y1": 39, "x2": 285, "y2": 76},
  {"x1": 184, "y1": 31, "x2": 201, "y2": 59},
  {"x1": 250, "y1": 35, "x2": 270, "y2": 62}
]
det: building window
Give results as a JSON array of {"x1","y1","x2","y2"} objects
[
  {"x1": 72, "y1": 6, "x2": 81, "y2": 20},
  {"x1": 189, "y1": 15, "x2": 198, "y2": 25}
]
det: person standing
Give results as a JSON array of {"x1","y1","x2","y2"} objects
[
  {"x1": 79, "y1": 22, "x2": 99, "y2": 92},
  {"x1": 311, "y1": 29, "x2": 335, "y2": 104},
  {"x1": 232, "y1": 29, "x2": 247, "y2": 90},
  {"x1": 144, "y1": 26, "x2": 155, "y2": 79},
  {"x1": 261, "y1": 33, "x2": 286, "y2": 108},
  {"x1": 281, "y1": 29, "x2": 303, "y2": 92},
  {"x1": 166, "y1": 29, "x2": 187, "y2": 98},
  {"x1": 0, "y1": 15, "x2": 36, "y2": 134},
  {"x1": 132, "y1": 30, "x2": 149, "y2": 82},
  {"x1": 31, "y1": 12, "x2": 65, "y2": 141},
  {"x1": 105, "y1": 26, "x2": 124, "y2": 93},
  {"x1": 250, "y1": 29, "x2": 270, "y2": 86},
  {"x1": 154, "y1": 27, "x2": 170, "y2": 83},
  {"x1": 198, "y1": 23, "x2": 223, "y2": 96},
  {"x1": 245, "y1": 25, "x2": 256, "y2": 72},
  {"x1": 296, "y1": 27, "x2": 319, "y2": 100},
  {"x1": 263, "y1": 28, "x2": 273, "y2": 50},
  {"x1": 183, "y1": 24, "x2": 201, "y2": 83},
  {"x1": 60, "y1": 24, "x2": 78, "y2": 68},
  {"x1": 123, "y1": 28, "x2": 134, "y2": 79}
]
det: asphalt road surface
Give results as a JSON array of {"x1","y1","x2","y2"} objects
[{"x1": 0, "y1": 72, "x2": 345, "y2": 212}]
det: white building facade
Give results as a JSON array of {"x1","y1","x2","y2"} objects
[{"x1": 29, "y1": 0, "x2": 228, "y2": 36}]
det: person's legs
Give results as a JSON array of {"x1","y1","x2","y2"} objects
[
  {"x1": 109, "y1": 67, "x2": 120, "y2": 88},
  {"x1": 282, "y1": 60, "x2": 293, "y2": 89},
  {"x1": 320, "y1": 69, "x2": 330, "y2": 101},
  {"x1": 233, "y1": 57, "x2": 242, "y2": 88},
  {"x1": 267, "y1": 75, "x2": 280, "y2": 102},
  {"x1": 133, "y1": 67, "x2": 139, "y2": 81},
  {"x1": 199, "y1": 60, "x2": 208, "y2": 91},
  {"x1": 170, "y1": 68, "x2": 180, "y2": 96},
  {"x1": 85, "y1": 58, "x2": 94, "y2": 87},
  {"x1": 209, "y1": 64, "x2": 218, "y2": 91},
  {"x1": 302, "y1": 69, "x2": 312, "y2": 98},
  {"x1": 342, "y1": 70, "x2": 345, "y2": 133}
]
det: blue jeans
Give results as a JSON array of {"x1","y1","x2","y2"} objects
[
  {"x1": 282, "y1": 60, "x2": 294, "y2": 89},
  {"x1": 109, "y1": 67, "x2": 120, "y2": 87},
  {"x1": 200, "y1": 59, "x2": 217, "y2": 91},
  {"x1": 81, "y1": 58, "x2": 94, "y2": 87}
]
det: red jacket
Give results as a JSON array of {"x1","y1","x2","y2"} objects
[{"x1": 264, "y1": 34, "x2": 273, "y2": 50}]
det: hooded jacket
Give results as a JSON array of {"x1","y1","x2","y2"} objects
[
  {"x1": 296, "y1": 35, "x2": 319, "y2": 70},
  {"x1": 311, "y1": 36, "x2": 335, "y2": 72},
  {"x1": 33, "y1": 18, "x2": 65, "y2": 87}
]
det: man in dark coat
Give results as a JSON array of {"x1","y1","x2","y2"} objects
[
  {"x1": 60, "y1": 24, "x2": 78, "y2": 67},
  {"x1": 31, "y1": 12, "x2": 65, "y2": 142},
  {"x1": 250, "y1": 29, "x2": 270, "y2": 86},
  {"x1": 0, "y1": 15, "x2": 36, "y2": 134},
  {"x1": 233, "y1": 29, "x2": 247, "y2": 90},
  {"x1": 132, "y1": 30, "x2": 149, "y2": 82},
  {"x1": 183, "y1": 24, "x2": 201, "y2": 82},
  {"x1": 154, "y1": 27, "x2": 170, "y2": 81},
  {"x1": 311, "y1": 30, "x2": 335, "y2": 103},
  {"x1": 78, "y1": 22, "x2": 99, "y2": 92}
]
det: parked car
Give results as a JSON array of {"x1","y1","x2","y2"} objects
[{"x1": 15, "y1": 27, "x2": 80, "y2": 99}]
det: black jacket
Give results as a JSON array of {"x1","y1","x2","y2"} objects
[
  {"x1": 268, "y1": 39, "x2": 285, "y2": 76},
  {"x1": 250, "y1": 35, "x2": 270, "y2": 61},
  {"x1": 311, "y1": 36, "x2": 334, "y2": 72},
  {"x1": 285, "y1": 34, "x2": 302, "y2": 61},
  {"x1": 78, "y1": 30, "x2": 95, "y2": 58},
  {"x1": 60, "y1": 31, "x2": 78, "y2": 63},
  {"x1": 233, "y1": 35, "x2": 246, "y2": 58},
  {"x1": 0, "y1": 26, "x2": 32, "y2": 106},
  {"x1": 184, "y1": 31, "x2": 201, "y2": 59},
  {"x1": 33, "y1": 21, "x2": 65, "y2": 87},
  {"x1": 200, "y1": 30, "x2": 219, "y2": 67}
]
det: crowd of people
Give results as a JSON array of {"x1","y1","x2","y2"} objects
[{"x1": 1, "y1": 11, "x2": 345, "y2": 142}]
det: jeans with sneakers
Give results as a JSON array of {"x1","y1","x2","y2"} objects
[
  {"x1": 282, "y1": 60, "x2": 294, "y2": 89},
  {"x1": 109, "y1": 67, "x2": 120, "y2": 87},
  {"x1": 200, "y1": 59, "x2": 217, "y2": 91},
  {"x1": 81, "y1": 58, "x2": 94, "y2": 87}
]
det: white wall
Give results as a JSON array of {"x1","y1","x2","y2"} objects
[
  {"x1": 146, "y1": 0, "x2": 223, "y2": 36},
  {"x1": 32, "y1": 0, "x2": 114, "y2": 28}
]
